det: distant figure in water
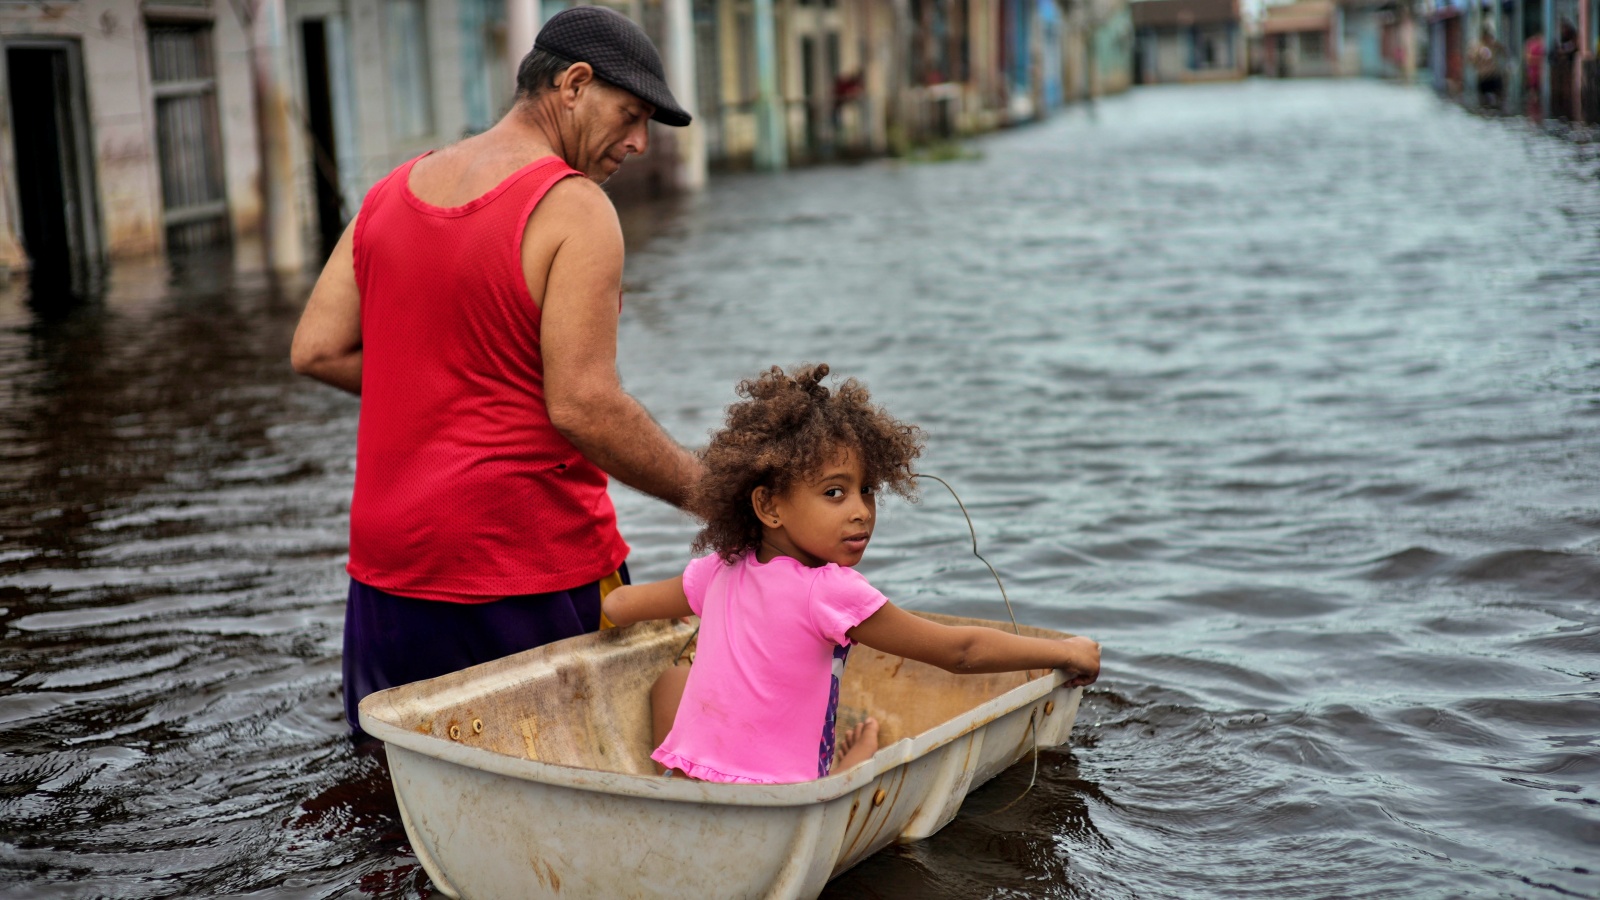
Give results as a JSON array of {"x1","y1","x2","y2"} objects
[
  {"x1": 1471, "y1": 28, "x2": 1505, "y2": 112},
  {"x1": 1524, "y1": 29, "x2": 1546, "y2": 119},
  {"x1": 602, "y1": 364, "x2": 1101, "y2": 784},
  {"x1": 1550, "y1": 20, "x2": 1579, "y2": 120}
]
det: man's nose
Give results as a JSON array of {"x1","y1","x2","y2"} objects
[{"x1": 628, "y1": 121, "x2": 649, "y2": 157}]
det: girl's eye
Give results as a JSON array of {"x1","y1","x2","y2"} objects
[
  {"x1": 861, "y1": 485, "x2": 874, "y2": 495},
  {"x1": 824, "y1": 488, "x2": 844, "y2": 498}
]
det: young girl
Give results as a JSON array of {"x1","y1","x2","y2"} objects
[{"x1": 602, "y1": 364, "x2": 1100, "y2": 784}]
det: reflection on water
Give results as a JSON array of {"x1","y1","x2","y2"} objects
[{"x1": 3, "y1": 80, "x2": 1599, "y2": 898}]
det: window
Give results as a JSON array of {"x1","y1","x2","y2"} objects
[
  {"x1": 1300, "y1": 30, "x2": 1324, "y2": 60},
  {"x1": 148, "y1": 23, "x2": 229, "y2": 248},
  {"x1": 386, "y1": 0, "x2": 434, "y2": 140}
]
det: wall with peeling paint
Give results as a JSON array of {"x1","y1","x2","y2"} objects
[{"x1": 0, "y1": 0, "x2": 265, "y2": 271}]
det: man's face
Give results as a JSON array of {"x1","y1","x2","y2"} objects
[{"x1": 571, "y1": 78, "x2": 654, "y2": 183}]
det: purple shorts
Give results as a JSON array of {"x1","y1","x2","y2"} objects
[{"x1": 342, "y1": 566, "x2": 628, "y2": 734}]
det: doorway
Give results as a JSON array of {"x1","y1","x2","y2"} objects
[
  {"x1": 301, "y1": 19, "x2": 345, "y2": 257},
  {"x1": 5, "y1": 42, "x2": 101, "y2": 284}
]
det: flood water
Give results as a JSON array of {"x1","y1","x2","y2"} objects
[{"x1": 3, "y1": 80, "x2": 1598, "y2": 898}]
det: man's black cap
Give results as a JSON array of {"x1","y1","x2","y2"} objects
[{"x1": 535, "y1": 6, "x2": 692, "y2": 127}]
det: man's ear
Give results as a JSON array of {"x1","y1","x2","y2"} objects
[
  {"x1": 751, "y1": 486, "x2": 780, "y2": 529},
  {"x1": 557, "y1": 62, "x2": 596, "y2": 108}
]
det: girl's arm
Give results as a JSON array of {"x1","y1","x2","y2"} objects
[
  {"x1": 601, "y1": 576, "x2": 693, "y2": 628},
  {"x1": 846, "y1": 602, "x2": 1100, "y2": 687}
]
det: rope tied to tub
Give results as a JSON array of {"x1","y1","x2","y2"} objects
[
  {"x1": 910, "y1": 473, "x2": 1020, "y2": 636},
  {"x1": 912, "y1": 473, "x2": 1042, "y2": 816}
]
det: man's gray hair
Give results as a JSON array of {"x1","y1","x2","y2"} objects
[{"x1": 515, "y1": 48, "x2": 574, "y2": 100}]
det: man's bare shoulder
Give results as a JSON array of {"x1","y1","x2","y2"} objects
[
  {"x1": 535, "y1": 176, "x2": 622, "y2": 240},
  {"x1": 521, "y1": 173, "x2": 623, "y2": 298}
]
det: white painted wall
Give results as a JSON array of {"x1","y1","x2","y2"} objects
[{"x1": 214, "y1": 5, "x2": 264, "y2": 243}]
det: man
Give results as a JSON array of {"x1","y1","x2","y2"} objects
[
  {"x1": 290, "y1": 7, "x2": 702, "y2": 733},
  {"x1": 1470, "y1": 28, "x2": 1505, "y2": 111}
]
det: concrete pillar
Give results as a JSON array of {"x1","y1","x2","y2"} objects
[
  {"x1": 1086, "y1": 2, "x2": 1099, "y2": 101},
  {"x1": 508, "y1": 0, "x2": 540, "y2": 86},
  {"x1": 1400, "y1": 10, "x2": 1417, "y2": 83},
  {"x1": 1465, "y1": 0, "x2": 1479, "y2": 103},
  {"x1": 807, "y1": 18, "x2": 832, "y2": 155},
  {"x1": 213, "y1": 0, "x2": 262, "y2": 249},
  {"x1": 83, "y1": 0, "x2": 163, "y2": 259},
  {"x1": 1542, "y1": 0, "x2": 1554, "y2": 116},
  {"x1": 1511, "y1": 0, "x2": 1525, "y2": 110},
  {"x1": 0, "y1": 163, "x2": 27, "y2": 277},
  {"x1": 1333, "y1": 5, "x2": 1345, "y2": 73},
  {"x1": 662, "y1": 0, "x2": 707, "y2": 189},
  {"x1": 0, "y1": 87, "x2": 27, "y2": 275},
  {"x1": 325, "y1": 17, "x2": 364, "y2": 215},
  {"x1": 1578, "y1": 0, "x2": 1591, "y2": 121},
  {"x1": 252, "y1": 0, "x2": 307, "y2": 273},
  {"x1": 754, "y1": 0, "x2": 788, "y2": 170}
]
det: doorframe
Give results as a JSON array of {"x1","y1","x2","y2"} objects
[
  {"x1": 298, "y1": 16, "x2": 346, "y2": 255},
  {"x1": 291, "y1": 0, "x2": 362, "y2": 242},
  {"x1": 0, "y1": 36, "x2": 105, "y2": 271}
]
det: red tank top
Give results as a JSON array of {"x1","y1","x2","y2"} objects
[{"x1": 347, "y1": 154, "x2": 629, "y2": 601}]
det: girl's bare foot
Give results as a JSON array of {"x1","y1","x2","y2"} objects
[{"x1": 836, "y1": 718, "x2": 880, "y2": 771}]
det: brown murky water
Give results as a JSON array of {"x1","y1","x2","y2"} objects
[{"x1": 3, "y1": 80, "x2": 1599, "y2": 898}]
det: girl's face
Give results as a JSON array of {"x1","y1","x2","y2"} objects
[{"x1": 752, "y1": 446, "x2": 877, "y2": 568}]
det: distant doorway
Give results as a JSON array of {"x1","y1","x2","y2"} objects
[
  {"x1": 301, "y1": 19, "x2": 345, "y2": 257},
  {"x1": 5, "y1": 42, "x2": 101, "y2": 285}
]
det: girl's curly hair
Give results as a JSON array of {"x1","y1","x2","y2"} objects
[{"x1": 690, "y1": 364, "x2": 924, "y2": 561}]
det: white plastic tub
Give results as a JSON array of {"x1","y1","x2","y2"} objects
[{"x1": 359, "y1": 611, "x2": 1082, "y2": 899}]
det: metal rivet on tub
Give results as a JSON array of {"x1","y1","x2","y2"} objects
[
  {"x1": 872, "y1": 789, "x2": 886, "y2": 808},
  {"x1": 449, "y1": 724, "x2": 461, "y2": 741},
  {"x1": 1044, "y1": 701, "x2": 1055, "y2": 716},
  {"x1": 472, "y1": 718, "x2": 484, "y2": 734}
]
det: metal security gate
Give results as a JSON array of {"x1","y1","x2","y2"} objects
[{"x1": 148, "y1": 23, "x2": 230, "y2": 250}]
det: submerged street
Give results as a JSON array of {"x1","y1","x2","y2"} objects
[{"x1": 2, "y1": 79, "x2": 1599, "y2": 897}]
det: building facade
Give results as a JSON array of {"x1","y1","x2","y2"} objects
[
  {"x1": 3, "y1": 0, "x2": 1128, "y2": 279},
  {"x1": 1260, "y1": 0, "x2": 1338, "y2": 75},
  {"x1": 1, "y1": 0, "x2": 260, "y2": 277},
  {"x1": 1429, "y1": 0, "x2": 1596, "y2": 123},
  {"x1": 688, "y1": 0, "x2": 1132, "y2": 168},
  {"x1": 1131, "y1": 0, "x2": 1245, "y2": 84}
]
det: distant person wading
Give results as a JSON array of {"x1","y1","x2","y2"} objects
[{"x1": 289, "y1": 7, "x2": 702, "y2": 735}]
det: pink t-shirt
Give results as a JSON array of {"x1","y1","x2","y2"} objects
[{"x1": 651, "y1": 553, "x2": 888, "y2": 784}]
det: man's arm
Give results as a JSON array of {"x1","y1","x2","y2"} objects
[
  {"x1": 291, "y1": 217, "x2": 363, "y2": 395},
  {"x1": 536, "y1": 179, "x2": 703, "y2": 509}
]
